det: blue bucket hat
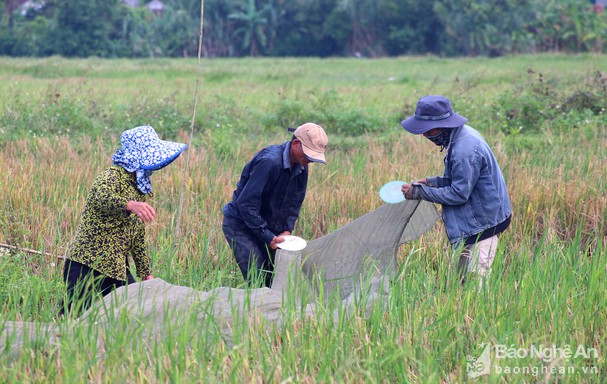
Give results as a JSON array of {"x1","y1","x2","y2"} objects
[
  {"x1": 401, "y1": 95, "x2": 467, "y2": 134},
  {"x1": 112, "y1": 125, "x2": 187, "y2": 194}
]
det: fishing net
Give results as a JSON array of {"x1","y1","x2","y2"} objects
[{"x1": 1, "y1": 200, "x2": 438, "y2": 352}]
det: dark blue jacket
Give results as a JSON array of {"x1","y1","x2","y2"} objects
[{"x1": 222, "y1": 142, "x2": 308, "y2": 244}]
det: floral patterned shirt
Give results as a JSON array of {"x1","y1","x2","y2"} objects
[{"x1": 67, "y1": 166, "x2": 151, "y2": 281}]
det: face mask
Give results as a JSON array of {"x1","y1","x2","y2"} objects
[{"x1": 425, "y1": 129, "x2": 451, "y2": 150}]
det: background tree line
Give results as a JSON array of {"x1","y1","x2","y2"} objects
[{"x1": 1, "y1": 0, "x2": 606, "y2": 58}]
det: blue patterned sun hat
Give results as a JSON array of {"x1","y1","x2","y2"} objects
[{"x1": 112, "y1": 125, "x2": 187, "y2": 194}]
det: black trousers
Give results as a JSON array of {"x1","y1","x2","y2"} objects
[
  {"x1": 222, "y1": 216, "x2": 276, "y2": 288},
  {"x1": 60, "y1": 259, "x2": 135, "y2": 317}
]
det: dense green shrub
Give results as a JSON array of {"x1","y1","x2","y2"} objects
[
  {"x1": 263, "y1": 89, "x2": 387, "y2": 136},
  {"x1": 0, "y1": 83, "x2": 191, "y2": 142},
  {"x1": 492, "y1": 70, "x2": 607, "y2": 134}
]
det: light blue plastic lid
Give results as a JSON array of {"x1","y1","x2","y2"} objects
[{"x1": 379, "y1": 180, "x2": 406, "y2": 204}]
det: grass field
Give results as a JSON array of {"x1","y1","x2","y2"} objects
[{"x1": 0, "y1": 54, "x2": 606, "y2": 383}]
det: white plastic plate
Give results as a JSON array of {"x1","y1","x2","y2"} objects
[{"x1": 276, "y1": 235, "x2": 307, "y2": 251}]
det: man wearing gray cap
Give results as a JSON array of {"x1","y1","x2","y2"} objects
[
  {"x1": 400, "y1": 95, "x2": 511, "y2": 290},
  {"x1": 222, "y1": 123, "x2": 328, "y2": 287}
]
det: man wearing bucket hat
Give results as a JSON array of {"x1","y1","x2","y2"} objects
[
  {"x1": 400, "y1": 95, "x2": 511, "y2": 290},
  {"x1": 61, "y1": 125, "x2": 187, "y2": 316},
  {"x1": 222, "y1": 123, "x2": 328, "y2": 287}
]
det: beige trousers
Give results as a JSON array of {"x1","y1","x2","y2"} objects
[{"x1": 458, "y1": 235, "x2": 499, "y2": 290}]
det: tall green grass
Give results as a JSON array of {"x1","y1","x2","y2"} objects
[
  {"x1": 1, "y1": 236, "x2": 604, "y2": 382},
  {"x1": 1, "y1": 55, "x2": 606, "y2": 382}
]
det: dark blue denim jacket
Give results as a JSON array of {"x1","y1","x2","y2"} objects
[
  {"x1": 416, "y1": 125, "x2": 512, "y2": 247},
  {"x1": 222, "y1": 141, "x2": 308, "y2": 244}
]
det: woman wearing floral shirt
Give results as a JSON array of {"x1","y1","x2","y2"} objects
[{"x1": 61, "y1": 125, "x2": 186, "y2": 316}]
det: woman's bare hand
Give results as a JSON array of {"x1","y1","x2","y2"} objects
[{"x1": 126, "y1": 201, "x2": 156, "y2": 223}]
